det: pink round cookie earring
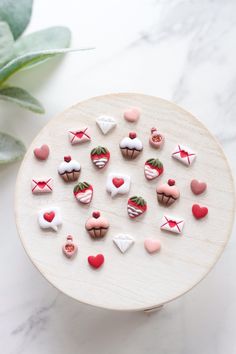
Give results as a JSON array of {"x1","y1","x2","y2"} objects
[{"x1": 149, "y1": 127, "x2": 165, "y2": 149}]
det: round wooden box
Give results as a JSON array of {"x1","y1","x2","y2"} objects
[{"x1": 15, "y1": 93, "x2": 235, "y2": 311}]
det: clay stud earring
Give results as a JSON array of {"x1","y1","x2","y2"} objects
[
  {"x1": 149, "y1": 127, "x2": 165, "y2": 149},
  {"x1": 62, "y1": 235, "x2": 77, "y2": 258}
]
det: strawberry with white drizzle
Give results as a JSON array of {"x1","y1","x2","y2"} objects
[
  {"x1": 90, "y1": 146, "x2": 110, "y2": 169},
  {"x1": 144, "y1": 158, "x2": 164, "y2": 180},
  {"x1": 127, "y1": 196, "x2": 147, "y2": 218},
  {"x1": 73, "y1": 182, "x2": 93, "y2": 204}
]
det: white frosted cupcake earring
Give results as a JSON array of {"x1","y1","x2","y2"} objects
[{"x1": 119, "y1": 132, "x2": 143, "y2": 159}]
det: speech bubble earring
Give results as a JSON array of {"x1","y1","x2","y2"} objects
[
  {"x1": 38, "y1": 207, "x2": 62, "y2": 231},
  {"x1": 106, "y1": 173, "x2": 131, "y2": 197}
]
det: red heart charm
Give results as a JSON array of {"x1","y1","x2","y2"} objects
[
  {"x1": 43, "y1": 211, "x2": 55, "y2": 222},
  {"x1": 168, "y1": 220, "x2": 177, "y2": 228},
  {"x1": 180, "y1": 150, "x2": 189, "y2": 158},
  {"x1": 34, "y1": 144, "x2": 49, "y2": 160},
  {"x1": 191, "y1": 179, "x2": 207, "y2": 195},
  {"x1": 112, "y1": 178, "x2": 124, "y2": 188},
  {"x1": 88, "y1": 254, "x2": 104, "y2": 269},
  {"x1": 75, "y1": 131, "x2": 84, "y2": 138},
  {"x1": 37, "y1": 181, "x2": 47, "y2": 189},
  {"x1": 192, "y1": 204, "x2": 208, "y2": 219}
]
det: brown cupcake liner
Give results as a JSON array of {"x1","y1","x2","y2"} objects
[
  {"x1": 157, "y1": 194, "x2": 176, "y2": 206},
  {"x1": 88, "y1": 228, "x2": 108, "y2": 238},
  {"x1": 120, "y1": 148, "x2": 141, "y2": 159},
  {"x1": 60, "y1": 170, "x2": 80, "y2": 182}
]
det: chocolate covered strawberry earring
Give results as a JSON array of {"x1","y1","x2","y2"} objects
[
  {"x1": 149, "y1": 127, "x2": 164, "y2": 149},
  {"x1": 144, "y1": 158, "x2": 164, "y2": 180},
  {"x1": 62, "y1": 235, "x2": 77, "y2": 258},
  {"x1": 90, "y1": 146, "x2": 110, "y2": 169},
  {"x1": 127, "y1": 196, "x2": 147, "y2": 218},
  {"x1": 74, "y1": 182, "x2": 93, "y2": 204}
]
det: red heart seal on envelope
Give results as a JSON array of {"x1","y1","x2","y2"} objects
[
  {"x1": 112, "y1": 178, "x2": 124, "y2": 188},
  {"x1": 192, "y1": 204, "x2": 208, "y2": 219}
]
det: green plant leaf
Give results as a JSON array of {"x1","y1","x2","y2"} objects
[
  {"x1": 13, "y1": 26, "x2": 71, "y2": 57},
  {"x1": 0, "y1": 21, "x2": 14, "y2": 66},
  {"x1": 0, "y1": 0, "x2": 33, "y2": 39},
  {"x1": 12, "y1": 26, "x2": 71, "y2": 70},
  {"x1": 0, "y1": 131, "x2": 25, "y2": 164},
  {"x1": 0, "y1": 47, "x2": 93, "y2": 84},
  {"x1": 0, "y1": 86, "x2": 44, "y2": 113}
]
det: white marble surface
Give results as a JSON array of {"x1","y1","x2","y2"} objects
[{"x1": 0, "y1": 0, "x2": 236, "y2": 353}]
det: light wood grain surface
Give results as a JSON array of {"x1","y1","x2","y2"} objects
[{"x1": 15, "y1": 93, "x2": 235, "y2": 311}]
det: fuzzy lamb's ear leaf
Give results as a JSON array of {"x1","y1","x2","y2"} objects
[
  {"x1": 0, "y1": 0, "x2": 33, "y2": 39},
  {"x1": 0, "y1": 47, "x2": 93, "y2": 84},
  {"x1": 13, "y1": 26, "x2": 71, "y2": 68},
  {"x1": 0, "y1": 132, "x2": 26, "y2": 164},
  {"x1": 0, "y1": 21, "x2": 14, "y2": 66},
  {"x1": 0, "y1": 86, "x2": 45, "y2": 113}
]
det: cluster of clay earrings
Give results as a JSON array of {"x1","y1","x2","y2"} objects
[{"x1": 32, "y1": 105, "x2": 209, "y2": 269}]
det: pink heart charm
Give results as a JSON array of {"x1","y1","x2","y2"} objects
[
  {"x1": 34, "y1": 144, "x2": 49, "y2": 160},
  {"x1": 191, "y1": 179, "x2": 207, "y2": 195},
  {"x1": 144, "y1": 239, "x2": 161, "y2": 254},
  {"x1": 124, "y1": 107, "x2": 140, "y2": 122}
]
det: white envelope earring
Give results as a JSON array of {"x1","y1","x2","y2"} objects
[
  {"x1": 172, "y1": 144, "x2": 196, "y2": 166},
  {"x1": 68, "y1": 127, "x2": 91, "y2": 145},
  {"x1": 160, "y1": 215, "x2": 184, "y2": 234}
]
